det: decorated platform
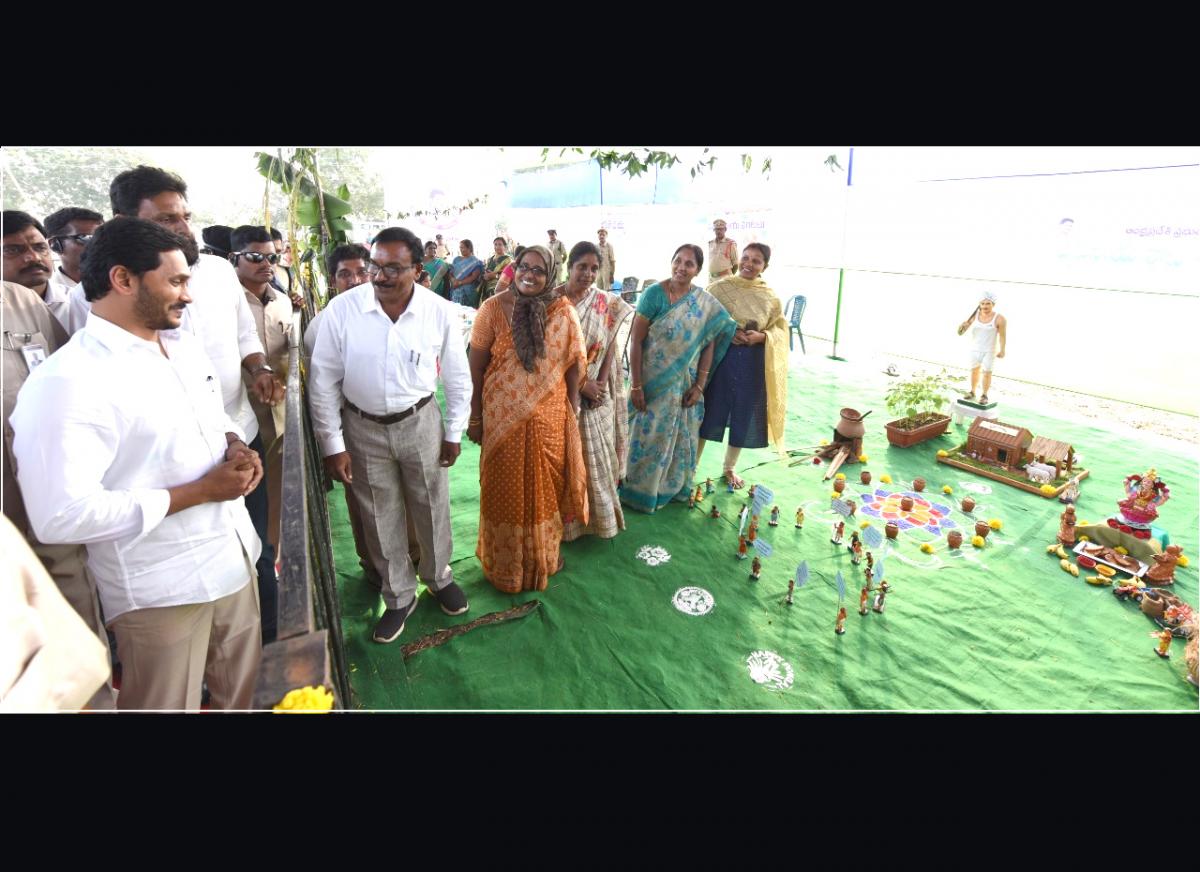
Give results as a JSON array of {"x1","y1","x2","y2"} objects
[{"x1": 327, "y1": 363, "x2": 1197, "y2": 710}]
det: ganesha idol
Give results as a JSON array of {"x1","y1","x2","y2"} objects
[{"x1": 1110, "y1": 468, "x2": 1170, "y2": 539}]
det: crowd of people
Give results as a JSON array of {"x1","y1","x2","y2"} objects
[{"x1": 2, "y1": 165, "x2": 789, "y2": 710}]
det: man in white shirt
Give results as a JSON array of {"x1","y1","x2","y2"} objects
[
  {"x1": 44, "y1": 207, "x2": 104, "y2": 327},
  {"x1": 310, "y1": 226, "x2": 472, "y2": 643},
  {"x1": 11, "y1": 217, "x2": 264, "y2": 710},
  {"x1": 67, "y1": 165, "x2": 285, "y2": 642},
  {"x1": 2, "y1": 211, "x2": 71, "y2": 330}
]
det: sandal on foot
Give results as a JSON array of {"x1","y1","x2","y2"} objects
[
  {"x1": 979, "y1": 393, "x2": 989, "y2": 404},
  {"x1": 962, "y1": 392, "x2": 976, "y2": 402},
  {"x1": 724, "y1": 468, "x2": 746, "y2": 489}
]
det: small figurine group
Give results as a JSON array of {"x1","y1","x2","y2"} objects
[
  {"x1": 768, "y1": 506, "x2": 780, "y2": 527},
  {"x1": 830, "y1": 520, "x2": 845, "y2": 545},
  {"x1": 749, "y1": 556, "x2": 762, "y2": 581}
]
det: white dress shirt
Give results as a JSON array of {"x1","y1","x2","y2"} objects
[
  {"x1": 65, "y1": 253, "x2": 264, "y2": 442},
  {"x1": 309, "y1": 282, "x2": 472, "y2": 456},
  {"x1": 10, "y1": 313, "x2": 261, "y2": 622},
  {"x1": 43, "y1": 268, "x2": 76, "y2": 332}
]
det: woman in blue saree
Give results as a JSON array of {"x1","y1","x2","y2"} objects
[
  {"x1": 449, "y1": 239, "x2": 484, "y2": 307},
  {"x1": 620, "y1": 244, "x2": 736, "y2": 514}
]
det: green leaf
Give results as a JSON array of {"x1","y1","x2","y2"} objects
[
  {"x1": 322, "y1": 192, "x2": 354, "y2": 219},
  {"x1": 329, "y1": 217, "x2": 353, "y2": 232},
  {"x1": 295, "y1": 196, "x2": 321, "y2": 226},
  {"x1": 336, "y1": 183, "x2": 350, "y2": 201}
]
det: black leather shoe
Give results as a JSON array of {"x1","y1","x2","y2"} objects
[{"x1": 373, "y1": 598, "x2": 418, "y2": 643}]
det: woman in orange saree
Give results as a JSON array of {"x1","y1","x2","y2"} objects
[{"x1": 467, "y1": 245, "x2": 588, "y2": 592}]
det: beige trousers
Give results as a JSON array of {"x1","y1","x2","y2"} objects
[{"x1": 110, "y1": 579, "x2": 261, "y2": 711}]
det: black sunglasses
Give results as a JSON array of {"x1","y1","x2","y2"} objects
[
  {"x1": 234, "y1": 251, "x2": 281, "y2": 265},
  {"x1": 50, "y1": 233, "x2": 95, "y2": 246}
]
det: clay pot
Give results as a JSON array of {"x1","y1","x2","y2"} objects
[
  {"x1": 913, "y1": 477, "x2": 926, "y2": 492},
  {"x1": 837, "y1": 408, "x2": 866, "y2": 440},
  {"x1": 900, "y1": 496, "x2": 914, "y2": 512},
  {"x1": 975, "y1": 520, "x2": 991, "y2": 539},
  {"x1": 860, "y1": 470, "x2": 872, "y2": 485},
  {"x1": 833, "y1": 479, "x2": 846, "y2": 494},
  {"x1": 947, "y1": 530, "x2": 963, "y2": 549},
  {"x1": 1140, "y1": 590, "x2": 1167, "y2": 619},
  {"x1": 961, "y1": 496, "x2": 976, "y2": 513},
  {"x1": 885, "y1": 522, "x2": 900, "y2": 540}
]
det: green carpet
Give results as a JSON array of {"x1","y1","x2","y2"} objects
[{"x1": 330, "y1": 365, "x2": 1198, "y2": 710}]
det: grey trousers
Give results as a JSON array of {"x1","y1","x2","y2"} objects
[{"x1": 343, "y1": 399, "x2": 454, "y2": 610}]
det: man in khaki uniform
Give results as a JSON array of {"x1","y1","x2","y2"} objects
[
  {"x1": 1, "y1": 281, "x2": 115, "y2": 709},
  {"x1": 597, "y1": 228, "x2": 617, "y2": 290},
  {"x1": 547, "y1": 229, "x2": 568, "y2": 285},
  {"x1": 707, "y1": 219, "x2": 738, "y2": 285}
]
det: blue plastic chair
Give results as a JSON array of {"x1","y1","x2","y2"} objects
[{"x1": 784, "y1": 295, "x2": 807, "y2": 353}]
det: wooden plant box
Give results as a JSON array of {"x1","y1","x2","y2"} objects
[{"x1": 884, "y1": 414, "x2": 950, "y2": 448}]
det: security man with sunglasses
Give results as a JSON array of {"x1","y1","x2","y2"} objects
[{"x1": 43, "y1": 207, "x2": 104, "y2": 331}]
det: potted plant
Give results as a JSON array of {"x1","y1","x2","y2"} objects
[{"x1": 883, "y1": 369, "x2": 961, "y2": 448}]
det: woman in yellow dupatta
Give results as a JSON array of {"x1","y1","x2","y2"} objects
[
  {"x1": 467, "y1": 245, "x2": 588, "y2": 592},
  {"x1": 698, "y1": 243, "x2": 788, "y2": 488}
]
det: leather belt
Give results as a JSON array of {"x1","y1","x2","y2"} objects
[{"x1": 345, "y1": 394, "x2": 433, "y2": 426}]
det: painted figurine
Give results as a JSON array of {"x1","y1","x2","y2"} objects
[
  {"x1": 873, "y1": 579, "x2": 891, "y2": 613},
  {"x1": 864, "y1": 566, "x2": 873, "y2": 591},
  {"x1": 737, "y1": 535, "x2": 748, "y2": 560},
  {"x1": 688, "y1": 490, "x2": 696, "y2": 509},
  {"x1": 727, "y1": 480, "x2": 735, "y2": 494},
  {"x1": 748, "y1": 516, "x2": 760, "y2": 543},
  {"x1": 748, "y1": 484, "x2": 757, "y2": 500},
  {"x1": 1153, "y1": 627, "x2": 1173, "y2": 659},
  {"x1": 769, "y1": 506, "x2": 780, "y2": 527},
  {"x1": 693, "y1": 483, "x2": 704, "y2": 505},
  {"x1": 786, "y1": 579, "x2": 795, "y2": 606},
  {"x1": 1118, "y1": 468, "x2": 1170, "y2": 527},
  {"x1": 750, "y1": 556, "x2": 762, "y2": 581},
  {"x1": 866, "y1": 551, "x2": 874, "y2": 573},
  {"x1": 859, "y1": 585, "x2": 870, "y2": 615},
  {"x1": 1145, "y1": 545, "x2": 1182, "y2": 586},
  {"x1": 710, "y1": 504, "x2": 721, "y2": 519},
  {"x1": 831, "y1": 520, "x2": 845, "y2": 545},
  {"x1": 851, "y1": 538, "x2": 864, "y2": 565},
  {"x1": 705, "y1": 477, "x2": 714, "y2": 495},
  {"x1": 795, "y1": 507, "x2": 805, "y2": 529},
  {"x1": 835, "y1": 607, "x2": 847, "y2": 635},
  {"x1": 845, "y1": 498, "x2": 857, "y2": 518},
  {"x1": 1057, "y1": 505, "x2": 1077, "y2": 547}
]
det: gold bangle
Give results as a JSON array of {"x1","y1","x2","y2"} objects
[{"x1": 469, "y1": 417, "x2": 482, "y2": 425}]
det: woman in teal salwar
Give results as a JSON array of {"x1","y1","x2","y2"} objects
[{"x1": 620, "y1": 244, "x2": 736, "y2": 514}]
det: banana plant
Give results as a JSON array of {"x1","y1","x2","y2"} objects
[{"x1": 255, "y1": 148, "x2": 356, "y2": 310}]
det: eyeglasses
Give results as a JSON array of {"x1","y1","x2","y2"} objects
[
  {"x1": 366, "y1": 261, "x2": 414, "y2": 279},
  {"x1": 234, "y1": 251, "x2": 281, "y2": 265},
  {"x1": 516, "y1": 264, "x2": 548, "y2": 276},
  {"x1": 49, "y1": 233, "x2": 95, "y2": 247},
  {"x1": 3, "y1": 241, "x2": 51, "y2": 257}
]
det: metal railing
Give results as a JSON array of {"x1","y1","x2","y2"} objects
[{"x1": 252, "y1": 308, "x2": 351, "y2": 709}]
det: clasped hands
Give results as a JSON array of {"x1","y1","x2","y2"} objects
[{"x1": 731, "y1": 328, "x2": 765, "y2": 346}]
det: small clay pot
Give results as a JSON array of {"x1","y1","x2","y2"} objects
[
  {"x1": 860, "y1": 470, "x2": 872, "y2": 485},
  {"x1": 913, "y1": 477, "x2": 926, "y2": 492},
  {"x1": 975, "y1": 520, "x2": 991, "y2": 539},
  {"x1": 833, "y1": 479, "x2": 846, "y2": 494},
  {"x1": 900, "y1": 496, "x2": 914, "y2": 512},
  {"x1": 1140, "y1": 590, "x2": 1166, "y2": 619},
  {"x1": 961, "y1": 496, "x2": 976, "y2": 513},
  {"x1": 947, "y1": 530, "x2": 963, "y2": 549},
  {"x1": 885, "y1": 522, "x2": 900, "y2": 540}
]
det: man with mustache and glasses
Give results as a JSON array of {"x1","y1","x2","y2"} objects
[
  {"x1": 43, "y1": 207, "x2": 104, "y2": 331},
  {"x1": 2, "y1": 211, "x2": 69, "y2": 328},
  {"x1": 11, "y1": 218, "x2": 264, "y2": 711},
  {"x1": 309, "y1": 227, "x2": 472, "y2": 644}
]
